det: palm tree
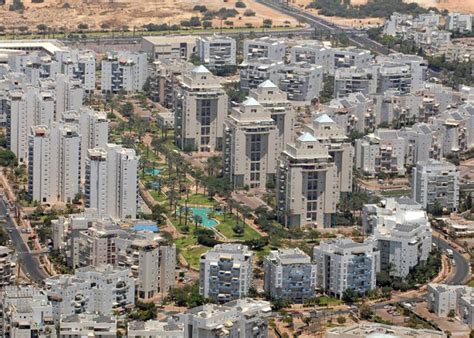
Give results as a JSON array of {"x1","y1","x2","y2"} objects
[{"x1": 193, "y1": 215, "x2": 203, "y2": 229}]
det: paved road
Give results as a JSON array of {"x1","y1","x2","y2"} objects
[
  {"x1": 432, "y1": 236, "x2": 470, "y2": 285},
  {"x1": 0, "y1": 197, "x2": 48, "y2": 284},
  {"x1": 256, "y1": 0, "x2": 390, "y2": 55}
]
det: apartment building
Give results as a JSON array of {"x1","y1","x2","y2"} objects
[
  {"x1": 263, "y1": 248, "x2": 316, "y2": 303},
  {"x1": 0, "y1": 246, "x2": 13, "y2": 287},
  {"x1": 45, "y1": 265, "x2": 135, "y2": 318},
  {"x1": 277, "y1": 132, "x2": 338, "y2": 228},
  {"x1": 432, "y1": 109, "x2": 473, "y2": 155},
  {"x1": 176, "y1": 299, "x2": 272, "y2": 338},
  {"x1": 376, "y1": 53, "x2": 427, "y2": 93},
  {"x1": 239, "y1": 58, "x2": 283, "y2": 92},
  {"x1": 446, "y1": 13, "x2": 472, "y2": 33},
  {"x1": 277, "y1": 62, "x2": 323, "y2": 102},
  {"x1": 332, "y1": 47, "x2": 372, "y2": 74},
  {"x1": 412, "y1": 159, "x2": 460, "y2": 212},
  {"x1": 314, "y1": 238, "x2": 379, "y2": 299},
  {"x1": 322, "y1": 92, "x2": 375, "y2": 134},
  {"x1": 372, "y1": 90, "x2": 423, "y2": 126},
  {"x1": 197, "y1": 35, "x2": 237, "y2": 68},
  {"x1": 223, "y1": 97, "x2": 278, "y2": 189},
  {"x1": 243, "y1": 37, "x2": 286, "y2": 62},
  {"x1": 51, "y1": 74, "x2": 84, "y2": 116},
  {"x1": 364, "y1": 197, "x2": 432, "y2": 278},
  {"x1": 128, "y1": 320, "x2": 184, "y2": 337},
  {"x1": 291, "y1": 41, "x2": 332, "y2": 73},
  {"x1": 374, "y1": 63, "x2": 412, "y2": 94},
  {"x1": 6, "y1": 86, "x2": 55, "y2": 163},
  {"x1": 355, "y1": 129, "x2": 407, "y2": 176},
  {"x1": 199, "y1": 244, "x2": 253, "y2": 303},
  {"x1": 141, "y1": 35, "x2": 197, "y2": 61},
  {"x1": 101, "y1": 51, "x2": 148, "y2": 93},
  {"x1": 0, "y1": 286, "x2": 55, "y2": 338},
  {"x1": 78, "y1": 108, "x2": 109, "y2": 182},
  {"x1": 428, "y1": 284, "x2": 474, "y2": 328},
  {"x1": 85, "y1": 144, "x2": 139, "y2": 220},
  {"x1": 249, "y1": 80, "x2": 294, "y2": 157},
  {"x1": 59, "y1": 314, "x2": 117, "y2": 337},
  {"x1": 334, "y1": 67, "x2": 374, "y2": 98},
  {"x1": 60, "y1": 49, "x2": 96, "y2": 91},
  {"x1": 174, "y1": 65, "x2": 228, "y2": 152},
  {"x1": 28, "y1": 124, "x2": 81, "y2": 204},
  {"x1": 303, "y1": 114, "x2": 353, "y2": 196}
]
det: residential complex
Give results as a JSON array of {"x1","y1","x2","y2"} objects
[
  {"x1": 174, "y1": 65, "x2": 228, "y2": 152},
  {"x1": 412, "y1": 159, "x2": 460, "y2": 212},
  {"x1": 428, "y1": 284, "x2": 474, "y2": 328},
  {"x1": 243, "y1": 37, "x2": 286, "y2": 62},
  {"x1": 314, "y1": 238, "x2": 379, "y2": 299},
  {"x1": 101, "y1": 51, "x2": 148, "y2": 93},
  {"x1": 199, "y1": 244, "x2": 253, "y2": 303},
  {"x1": 264, "y1": 248, "x2": 316, "y2": 303},
  {"x1": 197, "y1": 35, "x2": 237, "y2": 68}
]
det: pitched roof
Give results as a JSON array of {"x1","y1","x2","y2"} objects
[
  {"x1": 297, "y1": 132, "x2": 317, "y2": 142},
  {"x1": 241, "y1": 97, "x2": 261, "y2": 107},
  {"x1": 192, "y1": 65, "x2": 211, "y2": 74},
  {"x1": 258, "y1": 80, "x2": 277, "y2": 88},
  {"x1": 314, "y1": 114, "x2": 334, "y2": 123}
]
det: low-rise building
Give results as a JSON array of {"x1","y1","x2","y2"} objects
[
  {"x1": 264, "y1": 248, "x2": 316, "y2": 303},
  {"x1": 243, "y1": 37, "x2": 286, "y2": 62},
  {"x1": 446, "y1": 13, "x2": 472, "y2": 33},
  {"x1": 176, "y1": 299, "x2": 272, "y2": 338},
  {"x1": 428, "y1": 283, "x2": 474, "y2": 328},
  {"x1": 199, "y1": 244, "x2": 253, "y2": 303},
  {"x1": 326, "y1": 323, "x2": 446, "y2": 337},
  {"x1": 313, "y1": 238, "x2": 379, "y2": 299},
  {"x1": 239, "y1": 58, "x2": 283, "y2": 92},
  {"x1": 0, "y1": 246, "x2": 14, "y2": 286},
  {"x1": 141, "y1": 35, "x2": 197, "y2": 61},
  {"x1": 277, "y1": 62, "x2": 323, "y2": 102},
  {"x1": 59, "y1": 314, "x2": 117, "y2": 337},
  {"x1": 197, "y1": 35, "x2": 237, "y2": 68},
  {"x1": 128, "y1": 320, "x2": 184, "y2": 338}
]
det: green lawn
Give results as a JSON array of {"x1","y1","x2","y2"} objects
[
  {"x1": 214, "y1": 214, "x2": 261, "y2": 241},
  {"x1": 468, "y1": 279, "x2": 474, "y2": 287},
  {"x1": 180, "y1": 194, "x2": 214, "y2": 206},
  {"x1": 380, "y1": 189, "x2": 412, "y2": 197},
  {"x1": 149, "y1": 191, "x2": 167, "y2": 204},
  {"x1": 181, "y1": 245, "x2": 208, "y2": 270},
  {"x1": 318, "y1": 296, "x2": 343, "y2": 307}
]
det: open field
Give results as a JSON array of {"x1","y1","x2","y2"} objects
[{"x1": 0, "y1": 0, "x2": 298, "y2": 31}]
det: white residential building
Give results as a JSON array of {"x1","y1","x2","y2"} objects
[
  {"x1": 326, "y1": 323, "x2": 446, "y2": 338},
  {"x1": 52, "y1": 74, "x2": 84, "y2": 117},
  {"x1": 264, "y1": 248, "x2": 316, "y2": 302},
  {"x1": 277, "y1": 62, "x2": 323, "y2": 102},
  {"x1": 174, "y1": 65, "x2": 228, "y2": 152},
  {"x1": 334, "y1": 67, "x2": 374, "y2": 98},
  {"x1": 28, "y1": 124, "x2": 81, "y2": 204},
  {"x1": 313, "y1": 238, "x2": 379, "y2": 299},
  {"x1": 0, "y1": 286, "x2": 55, "y2": 338},
  {"x1": 277, "y1": 132, "x2": 338, "y2": 228},
  {"x1": 197, "y1": 35, "x2": 237, "y2": 68},
  {"x1": 141, "y1": 35, "x2": 197, "y2": 61},
  {"x1": 223, "y1": 97, "x2": 278, "y2": 189},
  {"x1": 128, "y1": 320, "x2": 184, "y2": 338},
  {"x1": 363, "y1": 197, "x2": 432, "y2": 278},
  {"x1": 243, "y1": 37, "x2": 286, "y2": 62},
  {"x1": 85, "y1": 144, "x2": 138, "y2": 220},
  {"x1": 0, "y1": 246, "x2": 14, "y2": 287},
  {"x1": 355, "y1": 129, "x2": 407, "y2": 176},
  {"x1": 176, "y1": 299, "x2": 272, "y2": 338},
  {"x1": 59, "y1": 314, "x2": 117, "y2": 337},
  {"x1": 446, "y1": 13, "x2": 472, "y2": 33},
  {"x1": 332, "y1": 47, "x2": 372, "y2": 74},
  {"x1": 376, "y1": 53, "x2": 427, "y2": 93},
  {"x1": 44, "y1": 265, "x2": 134, "y2": 318},
  {"x1": 6, "y1": 86, "x2": 55, "y2": 163},
  {"x1": 412, "y1": 159, "x2": 460, "y2": 212},
  {"x1": 199, "y1": 244, "x2": 253, "y2": 303},
  {"x1": 61, "y1": 49, "x2": 97, "y2": 91},
  {"x1": 239, "y1": 58, "x2": 284, "y2": 92},
  {"x1": 249, "y1": 80, "x2": 294, "y2": 157},
  {"x1": 291, "y1": 41, "x2": 333, "y2": 74},
  {"x1": 101, "y1": 51, "x2": 148, "y2": 93},
  {"x1": 428, "y1": 284, "x2": 474, "y2": 328}
]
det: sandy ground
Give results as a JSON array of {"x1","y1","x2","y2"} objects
[
  {"x1": 407, "y1": 0, "x2": 474, "y2": 13},
  {"x1": 0, "y1": 0, "x2": 298, "y2": 30}
]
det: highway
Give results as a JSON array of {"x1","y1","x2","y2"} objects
[
  {"x1": 255, "y1": 0, "x2": 390, "y2": 55},
  {"x1": 0, "y1": 197, "x2": 48, "y2": 284},
  {"x1": 432, "y1": 235, "x2": 470, "y2": 285}
]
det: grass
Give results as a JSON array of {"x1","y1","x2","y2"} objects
[
  {"x1": 468, "y1": 279, "x2": 474, "y2": 287},
  {"x1": 318, "y1": 296, "x2": 343, "y2": 307},
  {"x1": 180, "y1": 194, "x2": 214, "y2": 206},
  {"x1": 149, "y1": 191, "x2": 167, "y2": 204},
  {"x1": 379, "y1": 189, "x2": 412, "y2": 197},
  {"x1": 180, "y1": 245, "x2": 208, "y2": 270},
  {"x1": 214, "y1": 214, "x2": 261, "y2": 241}
]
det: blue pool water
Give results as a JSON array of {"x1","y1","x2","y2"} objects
[
  {"x1": 189, "y1": 207, "x2": 219, "y2": 227},
  {"x1": 133, "y1": 223, "x2": 159, "y2": 232},
  {"x1": 145, "y1": 168, "x2": 161, "y2": 176}
]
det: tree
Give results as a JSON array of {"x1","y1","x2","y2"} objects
[
  {"x1": 243, "y1": 9, "x2": 256, "y2": 16},
  {"x1": 77, "y1": 23, "x2": 89, "y2": 30},
  {"x1": 359, "y1": 303, "x2": 373, "y2": 320},
  {"x1": 263, "y1": 19, "x2": 273, "y2": 28},
  {"x1": 120, "y1": 102, "x2": 134, "y2": 117},
  {"x1": 0, "y1": 150, "x2": 17, "y2": 167},
  {"x1": 235, "y1": 1, "x2": 246, "y2": 8},
  {"x1": 431, "y1": 200, "x2": 444, "y2": 217},
  {"x1": 342, "y1": 288, "x2": 358, "y2": 304},
  {"x1": 37, "y1": 24, "x2": 48, "y2": 35},
  {"x1": 448, "y1": 309, "x2": 456, "y2": 318},
  {"x1": 336, "y1": 316, "x2": 346, "y2": 324}
]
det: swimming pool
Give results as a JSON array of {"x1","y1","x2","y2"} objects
[
  {"x1": 133, "y1": 223, "x2": 159, "y2": 232},
  {"x1": 145, "y1": 168, "x2": 161, "y2": 176},
  {"x1": 189, "y1": 207, "x2": 219, "y2": 227}
]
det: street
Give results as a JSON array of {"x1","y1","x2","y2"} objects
[
  {"x1": 432, "y1": 236, "x2": 470, "y2": 285},
  {"x1": 0, "y1": 197, "x2": 48, "y2": 284}
]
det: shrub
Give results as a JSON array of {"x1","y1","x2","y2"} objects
[
  {"x1": 235, "y1": 1, "x2": 246, "y2": 8},
  {"x1": 243, "y1": 9, "x2": 256, "y2": 16}
]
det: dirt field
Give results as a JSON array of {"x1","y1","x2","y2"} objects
[
  {"x1": 0, "y1": 0, "x2": 298, "y2": 31},
  {"x1": 407, "y1": 0, "x2": 474, "y2": 13}
]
